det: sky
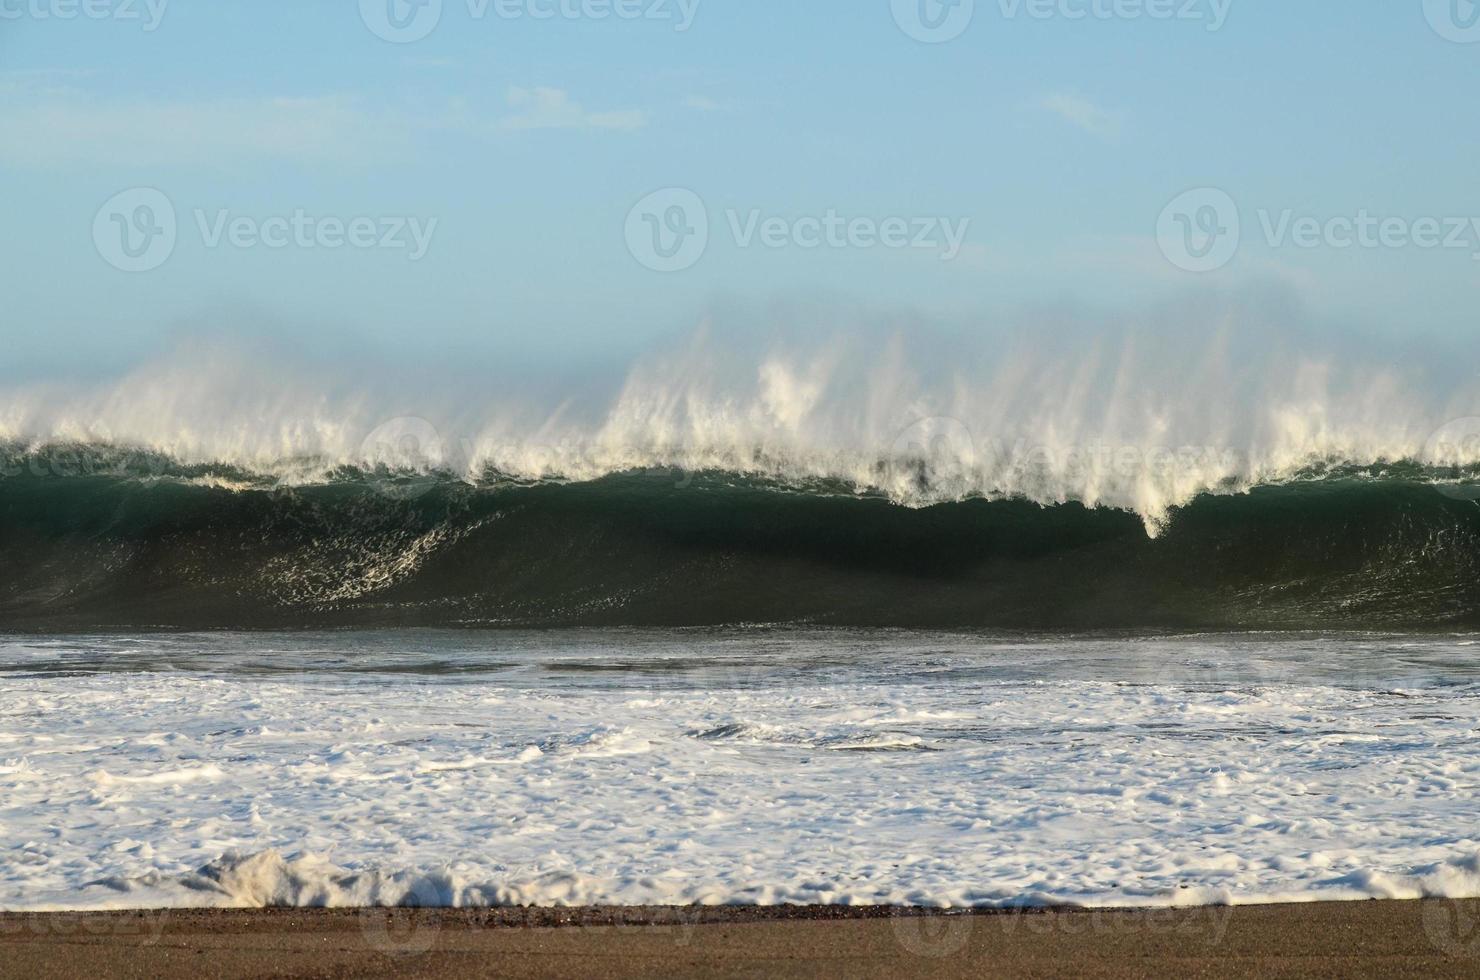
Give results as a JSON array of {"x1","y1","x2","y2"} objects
[{"x1": 2, "y1": 0, "x2": 1478, "y2": 378}]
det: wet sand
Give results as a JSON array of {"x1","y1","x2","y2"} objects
[{"x1": 3, "y1": 900, "x2": 1479, "y2": 979}]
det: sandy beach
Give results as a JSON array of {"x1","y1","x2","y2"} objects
[{"x1": 4, "y1": 900, "x2": 1479, "y2": 979}]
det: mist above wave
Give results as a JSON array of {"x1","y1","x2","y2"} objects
[{"x1": 3, "y1": 296, "x2": 1478, "y2": 532}]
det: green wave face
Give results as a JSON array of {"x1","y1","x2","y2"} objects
[{"x1": 4, "y1": 445, "x2": 1480, "y2": 632}]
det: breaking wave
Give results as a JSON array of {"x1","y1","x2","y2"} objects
[
  {"x1": 4, "y1": 306, "x2": 1480, "y2": 630},
  {"x1": 2, "y1": 453, "x2": 1479, "y2": 630}
]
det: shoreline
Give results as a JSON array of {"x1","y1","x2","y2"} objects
[{"x1": 5, "y1": 899, "x2": 1479, "y2": 979}]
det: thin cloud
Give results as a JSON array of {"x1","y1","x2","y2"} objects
[
  {"x1": 0, "y1": 86, "x2": 397, "y2": 168},
  {"x1": 501, "y1": 87, "x2": 647, "y2": 132},
  {"x1": 0, "y1": 79, "x2": 649, "y2": 169},
  {"x1": 0, "y1": 67, "x2": 99, "y2": 85},
  {"x1": 1040, "y1": 93, "x2": 1121, "y2": 138},
  {"x1": 682, "y1": 95, "x2": 722, "y2": 112}
]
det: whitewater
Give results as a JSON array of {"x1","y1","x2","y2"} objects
[{"x1": 4, "y1": 630, "x2": 1480, "y2": 912}]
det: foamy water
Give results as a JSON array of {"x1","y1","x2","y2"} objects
[{"x1": 4, "y1": 630, "x2": 1480, "y2": 911}]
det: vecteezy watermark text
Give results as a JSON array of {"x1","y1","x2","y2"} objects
[
  {"x1": 891, "y1": 904, "x2": 1234, "y2": 959},
  {"x1": 194, "y1": 210, "x2": 437, "y2": 260},
  {"x1": 359, "y1": 0, "x2": 699, "y2": 43},
  {"x1": 93, "y1": 188, "x2": 437, "y2": 272},
  {"x1": 625, "y1": 188, "x2": 970, "y2": 272},
  {"x1": 727, "y1": 210, "x2": 970, "y2": 256},
  {"x1": 0, "y1": 0, "x2": 166, "y2": 29},
  {"x1": 996, "y1": 0, "x2": 1232, "y2": 28},
  {"x1": 1157, "y1": 188, "x2": 1480, "y2": 273},
  {"x1": 0, "y1": 910, "x2": 170, "y2": 944},
  {"x1": 891, "y1": 0, "x2": 1232, "y2": 43}
]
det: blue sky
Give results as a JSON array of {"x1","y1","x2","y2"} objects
[{"x1": 2, "y1": 1, "x2": 1478, "y2": 377}]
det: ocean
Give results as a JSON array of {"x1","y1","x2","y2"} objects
[{"x1": 4, "y1": 340, "x2": 1480, "y2": 912}]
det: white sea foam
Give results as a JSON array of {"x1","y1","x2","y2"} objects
[
  {"x1": 2, "y1": 303, "x2": 1478, "y2": 533},
  {"x1": 3, "y1": 631, "x2": 1480, "y2": 912}
]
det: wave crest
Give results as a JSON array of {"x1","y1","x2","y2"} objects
[{"x1": 4, "y1": 308, "x2": 1480, "y2": 532}]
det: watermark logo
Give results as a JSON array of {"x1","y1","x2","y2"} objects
[
  {"x1": 1424, "y1": 418, "x2": 1480, "y2": 502},
  {"x1": 891, "y1": 0, "x2": 975, "y2": 43},
  {"x1": 93, "y1": 187, "x2": 177, "y2": 273},
  {"x1": 0, "y1": 0, "x2": 169, "y2": 30},
  {"x1": 885, "y1": 416, "x2": 978, "y2": 497},
  {"x1": 358, "y1": 879, "x2": 448, "y2": 956},
  {"x1": 359, "y1": 417, "x2": 449, "y2": 499},
  {"x1": 1158, "y1": 188, "x2": 1480, "y2": 272},
  {"x1": 92, "y1": 188, "x2": 437, "y2": 272},
  {"x1": 1423, "y1": 899, "x2": 1480, "y2": 957},
  {"x1": 360, "y1": 0, "x2": 443, "y2": 42},
  {"x1": 1157, "y1": 187, "x2": 1240, "y2": 273},
  {"x1": 625, "y1": 189, "x2": 971, "y2": 271},
  {"x1": 891, "y1": 910, "x2": 975, "y2": 957},
  {"x1": 1424, "y1": 0, "x2": 1480, "y2": 43},
  {"x1": 626, "y1": 188, "x2": 709, "y2": 272}
]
